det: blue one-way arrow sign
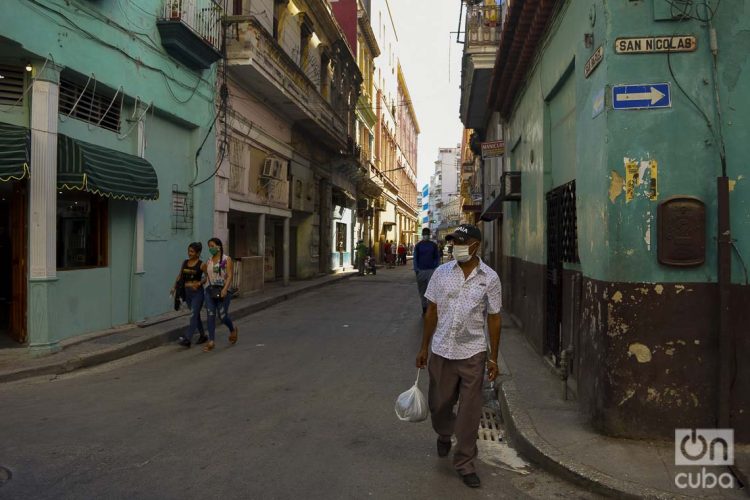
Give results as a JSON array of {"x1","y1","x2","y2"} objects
[{"x1": 612, "y1": 83, "x2": 671, "y2": 110}]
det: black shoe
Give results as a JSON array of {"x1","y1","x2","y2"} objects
[
  {"x1": 461, "y1": 473, "x2": 481, "y2": 488},
  {"x1": 437, "y1": 439, "x2": 451, "y2": 457},
  {"x1": 178, "y1": 337, "x2": 191, "y2": 348},
  {"x1": 196, "y1": 335, "x2": 208, "y2": 345}
]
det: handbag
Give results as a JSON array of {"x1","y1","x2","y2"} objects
[{"x1": 207, "y1": 285, "x2": 223, "y2": 301}]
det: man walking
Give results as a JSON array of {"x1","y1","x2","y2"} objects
[
  {"x1": 355, "y1": 239, "x2": 368, "y2": 276},
  {"x1": 415, "y1": 224, "x2": 501, "y2": 489},
  {"x1": 412, "y1": 228, "x2": 440, "y2": 315}
]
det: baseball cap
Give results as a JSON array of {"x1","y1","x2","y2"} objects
[{"x1": 445, "y1": 224, "x2": 482, "y2": 244}]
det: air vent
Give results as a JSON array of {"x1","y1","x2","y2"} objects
[
  {"x1": 0, "y1": 65, "x2": 25, "y2": 107},
  {"x1": 59, "y1": 76, "x2": 121, "y2": 133}
]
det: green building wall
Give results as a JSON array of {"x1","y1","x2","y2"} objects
[
  {"x1": 500, "y1": 0, "x2": 749, "y2": 440},
  {"x1": 1, "y1": 0, "x2": 217, "y2": 346}
]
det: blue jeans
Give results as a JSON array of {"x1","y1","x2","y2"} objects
[
  {"x1": 184, "y1": 286, "x2": 205, "y2": 340},
  {"x1": 204, "y1": 289, "x2": 235, "y2": 341}
]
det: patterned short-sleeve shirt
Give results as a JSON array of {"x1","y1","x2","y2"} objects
[{"x1": 423, "y1": 258, "x2": 502, "y2": 360}]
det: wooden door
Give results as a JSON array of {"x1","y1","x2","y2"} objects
[{"x1": 9, "y1": 182, "x2": 27, "y2": 343}]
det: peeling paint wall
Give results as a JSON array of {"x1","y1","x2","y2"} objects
[{"x1": 498, "y1": 0, "x2": 750, "y2": 441}]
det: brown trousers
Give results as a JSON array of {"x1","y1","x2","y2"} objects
[{"x1": 427, "y1": 351, "x2": 486, "y2": 475}]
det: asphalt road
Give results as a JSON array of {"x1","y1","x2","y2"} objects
[{"x1": 0, "y1": 266, "x2": 598, "y2": 499}]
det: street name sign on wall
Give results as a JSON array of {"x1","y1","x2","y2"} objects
[
  {"x1": 584, "y1": 46, "x2": 604, "y2": 78},
  {"x1": 615, "y1": 36, "x2": 696, "y2": 54},
  {"x1": 481, "y1": 140, "x2": 505, "y2": 159},
  {"x1": 612, "y1": 83, "x2": 671, "y2": 110}
]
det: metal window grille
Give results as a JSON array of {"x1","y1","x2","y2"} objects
[
  {"x1": 228, "y1": 138, "x2": 246, "y2": 194},
  {"x1": 171, "y1": 185, "x2": 193, "y2": 230},
  {"x1": 0, "y1": 65, "x2": 25, "y2": 106},
  {"x1": 59, "y1": 77, "x2": 121, "y2": 133},
  {"x1": 547, "y1": 180, "x2": 579, "y2": 264}
]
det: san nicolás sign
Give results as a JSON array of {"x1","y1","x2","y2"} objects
[{"x1": 615, "y1": 35, "x2": 697, "y2": 54}]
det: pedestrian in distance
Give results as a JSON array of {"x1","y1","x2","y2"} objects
[
  {"x1": 385, "y1": 240, "x2": 394, "y2": 268},
  {"x1": 413, "y1": 228, "x2": 440, "y2": 315},
  {"x1": 397, "y1": 242, "x2": 407, "y2": 265},
  {"x1": 355, "y1": 239, "x2": 368, "y2": 276},
  {"x1": 171, "y1": 242, "x2": 208, "y2": 348},
  {"x1": 201, "y1": 237, "x2": 239, "y2": 352},
  {"x1": 415, "y1": 224, "x2": 502, "y2": 489}
]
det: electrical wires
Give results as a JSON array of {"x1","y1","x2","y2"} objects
[{"x1": 664, "y1": 0, "x2": 721, "y2": 22}]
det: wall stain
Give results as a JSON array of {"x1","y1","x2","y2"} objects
[
  {"x1": 629, "y1": 343, "x2": 652, "y2": 363},
  {"x1": 609, "y1": 170, "x2": 624, "y2": 203}
]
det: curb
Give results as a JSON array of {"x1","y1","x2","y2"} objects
[
  {"x1": 0, "y1": 273, "x2": 355, "y2": 385},
  {"x1": 497, "y1": 378, "x2": 685, "y2": 500}
]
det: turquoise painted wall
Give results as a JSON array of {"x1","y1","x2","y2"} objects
[
  {"x1": 0, "y1": 0, "x2": 218, "y2": 342},
  {"x1": 504, "y1": 0, "x2": 750, "y2": 285}
]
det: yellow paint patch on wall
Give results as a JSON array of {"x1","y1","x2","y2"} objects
[
  {"x1": 654, "y1": 284, "x2": 664, "y2": 295},
  {"x1": 629, "y1": 343, "x2": 652, "y2": 363},
  {"x1": 612, "y1": 291, "x2": 623, "y2": 303},
  {"x1": 675, "y1": 285, "x2": 686, "y2": 294},
  {"x1": 610, "y1": 170, "x2": 625, "y2": 203}
]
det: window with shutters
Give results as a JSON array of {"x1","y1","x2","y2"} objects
[
  {"x1": 228, "y1": 138, "x2": 246, "y2": 194},
  {"x1": 59, "y1": 75, "x2": 121, "y2": 133},
  {"x1": 0, "y1": 65, "x2": 25, "y2": 107}
]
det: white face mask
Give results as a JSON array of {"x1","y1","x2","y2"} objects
[{"x1": 453, "y1": 243, "x2": 476, "y2": 263}]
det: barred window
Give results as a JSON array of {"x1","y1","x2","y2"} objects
[
  {"x1": 0, "y1": 65, "x2": 25, "y2": 107},
  {"x1": 59, "y1": 76, "x2": 121, "y2": 133}
]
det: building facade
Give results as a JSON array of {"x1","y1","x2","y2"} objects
[
  {"x1": 428, "y1": 147, "x2": 461, "y2": 241},
  {"x1": 476, "y1": 0, "x2": 750, "y2": 441},
  {"x1": 0, "y1": 0, "x2": 219, "y2": 353},
  {"x1": 222, "y1": 0, "x2": 362, "y2": 282}
]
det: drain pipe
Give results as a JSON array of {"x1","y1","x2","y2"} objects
[
  {"x1": 560, "y1": 344, "x2": 573, "y2": 401},
  {"x1": 707, "y1": 21, "x2": 732, "y2": 430}
]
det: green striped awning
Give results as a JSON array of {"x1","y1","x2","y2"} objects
[
  {"x1": 57, "y1": 134, "x2": 159, "y2": 201},
  {"x1": 0, "y1": 122, "x2": 30, "y2": 182}
]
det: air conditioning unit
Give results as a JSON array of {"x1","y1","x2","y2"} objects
[
  {"x1": 261, "y1": 156, "x2": 284, "y2": 180},
  {"x1": 500, "y1": 171, "x2": 522, "y2": 201},
  {"x1": 373, "y1": 196, "x2": 386, "y2": 211}
]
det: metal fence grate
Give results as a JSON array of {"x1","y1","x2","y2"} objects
[
  {"x1": 171, "y1": 185, "x2": 193, "y2": 231},
  {"x1": 0, "y1": 65, "x2": 25, "y2": 107},
  {"x1": 59, "y1": 76, "x2": 121, "y2": 133}
]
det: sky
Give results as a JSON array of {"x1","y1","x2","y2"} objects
[{"x1": 388, "y1": 0, "x2": 464, "y2": 191}]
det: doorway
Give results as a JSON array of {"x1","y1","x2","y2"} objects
[
  {"x1": 0, "y1": 181, "x2": 27, "y2": 345},
  {"x1": 545, "y1": 181, "x2": 578, "y2": 364}
]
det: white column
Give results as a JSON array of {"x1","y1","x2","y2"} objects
[
  {"x1": 283, "y1": 217, "x2": 290, "y2": 286},
  {"x1": 135, "y1": 118, "x2": 146, "y2": 274},
  {"x1": 29, "y1": 64, "x2": 62, "y2": 280}
]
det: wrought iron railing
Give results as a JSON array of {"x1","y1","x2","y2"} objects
[{"x1": 161, "y1": 0, "x2": 222, "y2": 49}]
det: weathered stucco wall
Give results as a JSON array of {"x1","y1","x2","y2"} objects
[{"x1": 500, "y1": 0, "x2": 750, "y2": 440}]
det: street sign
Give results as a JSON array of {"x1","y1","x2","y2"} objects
[
  {"x1": 615, "y1": 35, "x2": 696, "y2": 54},
  {"x1": 584, "y1": 46, "x2": 604, "y2": 78},
  {"x1": 612, "y1": 83, "x2": 671, "y2": 110},
  {"x1": 480, "y1": 140, "x2": 505, "y2": 159}
]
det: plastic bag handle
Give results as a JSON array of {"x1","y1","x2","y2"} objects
[{"x1": 414, "y1": 368, "x2": 421, "y2": 386}]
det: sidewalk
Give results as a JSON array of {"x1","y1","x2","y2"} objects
[
  {"x1": 0, "y1": 271, "x2": 356, "y2": 384},
  {"x1": 497, "y1": 323, "x2": 748, "y2": 499}
]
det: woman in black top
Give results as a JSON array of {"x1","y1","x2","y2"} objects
[{"x1": 171, "y1": 242, "x2": 207, "y2": 347}]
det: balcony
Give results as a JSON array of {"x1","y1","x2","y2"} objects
[
  {"x1": 227, "y1": 17, "x2": 348, "y2": 151},
  {"x1": 466, "y1": 4, "x2": 502, "y2": 47},
  {"x1": 460, "y1": 2, "x2": 503, "y2": 129},
  {"x1": 157, "y1": 0, "x2": 222, "y2": 70}
]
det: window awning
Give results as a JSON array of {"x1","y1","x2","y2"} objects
[
  {"x1": 57, "y1": 134, "x2": 159, "y2": 201},
  {"x1": 480, "y1": 194, "x2": 504, "y2": 222},
  {"x1": 0, "y1": 122, "x2": 30, "y2": 182}
]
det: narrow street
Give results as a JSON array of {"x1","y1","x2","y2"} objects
[{"x1": 0, "y1": 266, "x2": 594, "y2": 499}]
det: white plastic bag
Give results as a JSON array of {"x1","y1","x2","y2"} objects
[{"x1": 395, "y1": 369, "x2": 428, "y2": 422}]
